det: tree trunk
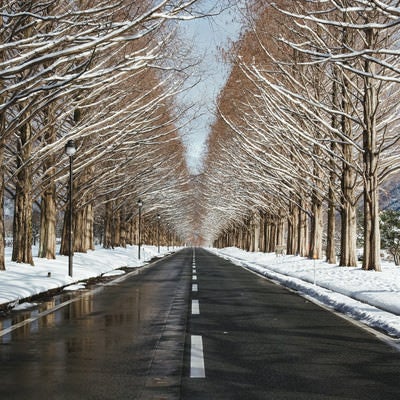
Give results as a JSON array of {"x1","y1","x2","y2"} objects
[
  {"x1": 258, "y1": 214, "x2": 265, "y2": 252},
  {"x1": 338, "y1": 13, "x2": 358, "y2": 267},
  {"x1": 126, "y1": 213, "x2": 133, "y2": 246},
  {"x1": 131, "y1": 216, "x2": 137, "y2": 246},
  {"x1": 309, "y1": 152, "x2": 323, "y2": 260},
  {"x1": 276, "y1": 212, "x2": 285, "y2": 247},
  {"x1": 103, "y1": 200, "x2": 113, "y2": 249},
  {"x1": 38, "y1": 117, "x2": 57, "y2": 259},
  {"x1": 245, "y1": 218, "x2": 251, "y2": 251},
  {"x1": 287, "y1": 201, "x2": 299, "y2": 255},
  {"x1": 86, "y1": 203, "x2": 94, "y2": 251},
  {"x1": 113, "y1": 209, "x2": 121, "y2": 247},
  {"x1": 326, "y1": 67, "x2": 340, "y2": 264},
  {"x1": 59, "y1": 189, "x2": 76, "y2": 256},
  {"x1": 240, "y1": 227, "x2": 245, "y2": 250},
  {"x1": 0, "y1": 133, "x2": 5, "y2": 270},
  {"x1": 248, "y1": 219, "x2": 254, "y2": 251},
  {"x1": 340, "y1": 197, "x2": 357, "y2": 267},
  {"x1": 0, "y1": 31, "x2": 5, "y2": 270},
  {"x1": 269, "y1": 218, "x2": 277, "y2": 252},
  {"x1": 73, "y1": 208, "x2": 86, "y2": 253},
  {"x1": 71, "y1": 169, "x2": 94, "y2": 253},
  {"x1": 73, "y1": 204, "x2": 94, "y2": 253},
  {"x1": 253, "y1": 212, "x2": 260, "y2": 252},
  {"x1": 340, "y1": 114, "x2": 358, "y2": 267},
  {"x1": 38, "y1": 180, "x2": 57, "y2": 259},
  {"x1": 120, "y1": 208, "x2": 127, "y2": 248},
  {"x1": 297, "y1": 203, "x2": 308, "y2": 257},
  {"x1": 60, "y1": 208, "x2": 70, "y2": 256},
  {"x1": 12, "y1": 121, "x2": 34, "y2": 265},
  {"x1": 263, "y1": 215, "x2": 268, "y2": 252},
  {"x1": 265, "y1": 214, "x2": 274, "y2": 252},
  {"x1": 326, "y1": 188, "x2": 337, "y2": 264},
  {"x1": 309, "y1": 196, "x2": 323, "y2": 259},
  {"x1": 235, "y1": 226, "x2": 240, "y2": 249},
  {"x1": 362, "y1": 27, "x2": 381, "y2": 272},
  {"x1": 339, "y1": 120, "x2": 357, "y2": 266}
]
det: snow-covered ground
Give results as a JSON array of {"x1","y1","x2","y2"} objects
[
  {"x1": 210, "y1": 247, "x2": 400, "y2": 340},
  {"x1": 1, "y1": 245, "x2": 400, "y2": 342},
  {"x1": 0, "y1": 245, "x2": 174, "y2": 309}
]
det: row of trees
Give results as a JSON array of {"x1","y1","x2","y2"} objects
[
  {"x1": 200, "y1": 0, "x2": 400, "y2": 271},
  {"x1": 0, "y1": 0, "x2": 209, "y2": 270},
  {"x1": 3, "y1": 0, "x2": 399, "y2": 273}
]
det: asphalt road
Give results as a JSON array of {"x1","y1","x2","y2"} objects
[
  {"x1": 1, "y1": 247, "x2": 400, "y2": 400},
  {"x1": 182, "y1": 248, "x2": 400, "y2": 400},
  {"x1": 0, "y1": 249, "x2": 192, "y2": 400}
]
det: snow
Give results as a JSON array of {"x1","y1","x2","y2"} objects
[
  {"x1": 63, "y1": 283, "x2": 87, "y2": 291},
  {"x1": 0, "y1": 245, "x2": 173, "y2": 308},
  {"x1": 2, "y1": 244, "x2": 400, "y2": 341},
  {"x1": 210, "y1": 247, "x2": 400, "y2": 340}
]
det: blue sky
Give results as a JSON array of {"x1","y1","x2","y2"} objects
[{"x1": 177, "y1": 1, "x2": 245, "y2": 174}]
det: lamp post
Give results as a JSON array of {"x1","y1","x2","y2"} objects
[
  {"x1": 157, "y1": 214, "x2": 161, "y2": 253},
  {"x1": 137, "y1": 199, "x2": 143, "y2": 259},
  {"x1": 167, "y1": 224, "x2": 170, "y2": 251},
  {"x1": 64, "y1": 140, "x2": 76, "y2": 277}
]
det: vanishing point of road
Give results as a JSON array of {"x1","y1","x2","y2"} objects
[{"x1": 1, "y1": 248, "x2": 399, "y2": 399}]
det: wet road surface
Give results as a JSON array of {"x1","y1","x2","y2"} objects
[
  {"x1": 0, "y1": 249, "x2": 192, "y2": 400},
  {"x1": 182, "y1": 248, "x2": 400, "y2": 400}
]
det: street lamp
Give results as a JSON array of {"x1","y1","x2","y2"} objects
[
  {"x1": 64, "y1": 140, "x2": 76, "y2": 277},
  {"x1": 137, "y1": 199, "x2": 143, "y2": 259},
  {"x1": 157, "y1": 214, "x2": 161, "y2": 253},
  {"x1": 167, "y1": 224, "x2": 170, "y2": 251}
]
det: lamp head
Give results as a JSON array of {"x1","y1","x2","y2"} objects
[{"x1": 65, "y1": 140, "x2": 76, "y2": 157}]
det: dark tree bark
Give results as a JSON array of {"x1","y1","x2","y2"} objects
[
  {"x1": 362, "y1": 27, "x2": 381, "y2": 271},
  {"x1": 297, "y1": 202, "x2": 308, "y2": 257},
  {"x1": 0, "y1": 133, "x2": 5, "y2": 270},
  {"x1": 38, "y1": 113, "x2": 57, "y2": 259},
  {"x1": 103, "y1": 200, "x2": 113, "y2": 249},
  {"x1": 326, "y1": 71, "x2": 339, "y2": 264},
  {"x1": 12, "y1": 121, "x2": 34, "y2": 265}
]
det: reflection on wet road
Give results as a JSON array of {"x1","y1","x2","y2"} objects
[
  {"x1": 0, "y1": 291, "x2": 88, "y2": 344},
  {"x1": 0, "y1": 249, "x2": 192, "y2": 400}
]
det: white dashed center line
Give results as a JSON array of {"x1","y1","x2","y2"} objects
[
  {"x1": 190, "y1": 251, "x2": 205, "y2": 378},
  {"x1": 191, "y1": 299, "x2": 200, "y2": 315},
  {"x1": 190, "y1": 335, "x2": 206, "y2": 378}
]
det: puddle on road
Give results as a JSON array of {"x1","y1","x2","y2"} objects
[
  {"x1": 0, "y1": 288, "x2": 95, "y2": 343},
  {"x1": 0, "y1": 271, "x2": 149, "y2": 345},
  {"x1": 0, "y1": 269, "x2": 137, "y2": 344}
]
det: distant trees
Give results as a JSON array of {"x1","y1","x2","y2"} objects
[
  {"x1": 203, "y1": 0, "x2": 400, "y2": 270},
  {"x1": 380, "y1": 209, "x2": 400, "y2": 266}
]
